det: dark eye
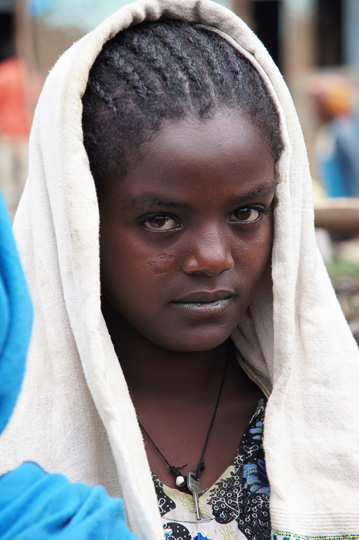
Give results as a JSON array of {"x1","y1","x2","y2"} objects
[
  {"x1": 142, "y1": 215, "x2": 179, "y2": 231},
  {"x1": 231, "y1": 208, "x2": 261, "y2": 223}
]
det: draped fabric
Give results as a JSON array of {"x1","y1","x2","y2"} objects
[{"x1": 0, "y1": 194, "x2": 137, "y2": 539}]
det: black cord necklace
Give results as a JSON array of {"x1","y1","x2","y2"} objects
[{"x1": 139, "y1": 351, "x2": 229, "y2": 520}]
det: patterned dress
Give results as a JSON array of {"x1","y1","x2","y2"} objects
[{"x1": 153, "y1": 398, "x2": 270, "y2": 540}]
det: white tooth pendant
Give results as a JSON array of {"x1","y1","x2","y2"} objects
[{"x1": 175, "y1": 475, "x2": 186, "y2": 488}]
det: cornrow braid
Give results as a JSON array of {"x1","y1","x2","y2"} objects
[{"x1": 82, "y1": 19, "x2": 283, "y2": 193}]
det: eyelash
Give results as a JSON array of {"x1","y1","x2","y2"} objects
[
  {"x1": 140, "y1": 206, "x2": 269, "y2": 232},
  {"x1": 141, "y1": 214, "x2": 181, "y2": 232},
  {"x1": 229, "y1": 206, "x2": 268, "y2": 224}
]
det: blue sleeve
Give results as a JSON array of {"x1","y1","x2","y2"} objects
[
  {"x1": 0, "y1": 193, "x2": 33, "y2": 435},
  {"x1": 0, "y1": 462, "x2": 141, "y2": 540}
]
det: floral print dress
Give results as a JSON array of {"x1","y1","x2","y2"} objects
[{"x1": 153, "y1": 398, "x2": 270, "y2": 540}]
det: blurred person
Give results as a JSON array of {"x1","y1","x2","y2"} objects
[
  {"x1": 0, "y1": 41, "x2": 41, "y2": 218},
  {"x1": 310, "y1": 73, "x2": 359, "y2": 198}
]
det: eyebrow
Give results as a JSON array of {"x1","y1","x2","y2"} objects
[
  {"x1": 122, "y1": 195, "x2": 191, "y2": 210},
  {"x1": 123, "y1": 182, "x2": 276, "y2": 210},
  {"x1": 234, "y1": 182, "x2": 276, "y2": 203}
]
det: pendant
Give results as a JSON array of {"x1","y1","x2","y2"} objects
[
  {"x1": 175, "y1": 475, "x2": 186, "y2": 488},
  {"x1": 187, "y1": 472, "x2": 202, "y2": 520}
]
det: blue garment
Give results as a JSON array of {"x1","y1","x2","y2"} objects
[
  {"x1": 0, "y1": 192, "x2": 139, "y2": 540},
  {"x1": 0, "y1": 463, "x2": 138, "y2": 540},
  {"x1": 0, "y1": 193, "x2": 33, "y2": 435},
  {"x1": 318, "y1": 115, "x2": 359, "y2": 197},
  {"x1": 334, "y1": 116, "x2": 359, "y2": 196}
]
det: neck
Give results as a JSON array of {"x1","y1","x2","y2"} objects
[{"x1": 102, "y1": 296, "x2": 262, "y2": 492}]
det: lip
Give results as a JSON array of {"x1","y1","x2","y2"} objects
[
  {"x1": 172, "y1": 290, "x2": 235, "y2": 303},
  {"x1": 170, "y1": 290, "x2": 235, "y2": 319}
]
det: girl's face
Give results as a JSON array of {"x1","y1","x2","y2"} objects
[{"x1": 99, "y1": 110, "x2": 275, "y2": 352}]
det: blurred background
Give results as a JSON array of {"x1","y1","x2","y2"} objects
[{"x1": 0, "y1": 0, "x2": 358, "y2": 341}]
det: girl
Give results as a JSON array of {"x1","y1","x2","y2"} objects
[{"x1": 1, "y1": 1, "x2": 359, "y2": 539}]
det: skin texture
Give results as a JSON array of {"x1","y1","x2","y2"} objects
[{"x1": 99, "y1": 109, "x2": 275, "y2": 489}]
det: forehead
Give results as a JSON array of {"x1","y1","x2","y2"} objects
[{"x1": 102, "y1": 109, "x2": 275, "y2": 205}]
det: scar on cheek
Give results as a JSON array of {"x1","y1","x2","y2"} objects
[
  {"x1": 147, "y1": 261, "x2": 168, "y2": 275},
  {"x1": 157, "y1": 254, "x2": 174, "y2": 261},
  {"x1": 147, "y1": 254, "x2": 174, "y2": 275}
]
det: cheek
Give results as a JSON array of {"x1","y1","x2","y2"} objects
[
  {"x1": 100, "y1": 233, "x2": 176, "y2": 299},
  {"x1": 258, "y1": 227, "x2": 273, "y2": 263},
  {"x1": 232, "y1": 226, "x2": 273, "y2": 287}
]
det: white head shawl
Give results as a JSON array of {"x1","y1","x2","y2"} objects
[{"x1": 1, "y1": 1, "x2": 359, "y2": 539}]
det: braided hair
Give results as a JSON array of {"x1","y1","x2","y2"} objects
[{"x1": 82, "y1": 20, "x2": 283, "y2": 192}]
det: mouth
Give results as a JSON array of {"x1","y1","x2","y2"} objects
[
  {"x1": 172, "y1": 290, "x2": 235, "y2": 304},
  {"x1": 170, "y1": 291, "x2": 235, "y2": 318}
]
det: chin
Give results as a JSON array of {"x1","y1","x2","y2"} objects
[{"x1": 164, "y1": 330, "x2": 233, "y2": 353}]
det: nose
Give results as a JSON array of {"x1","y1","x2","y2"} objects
[{"x1": 182, "y1": 226, "x2": 234, "y2": 277}]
